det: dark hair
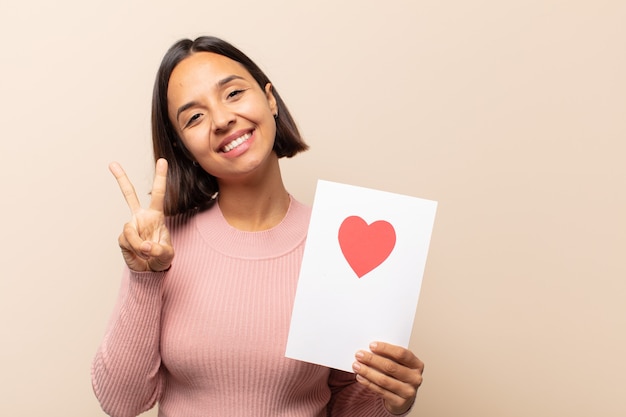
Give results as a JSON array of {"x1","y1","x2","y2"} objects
[{"x1": 152, "y1": 36, "x2": 308, "y2": 216}]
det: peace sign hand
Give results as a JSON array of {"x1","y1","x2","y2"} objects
[{"x1": 109, "y1": 158, "x2": 174, "y2": 272}]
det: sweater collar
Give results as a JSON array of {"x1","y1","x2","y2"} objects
[{"x1": 194, "y1": 196, "x2": 311, "y2": 259}]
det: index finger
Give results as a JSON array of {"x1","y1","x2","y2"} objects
[
  {"x1": 149, "y1": 158, "x2": 168, "y2": 212},
  {"x1": 109, "y1": 161, "x2": 142, "y2": 213}
]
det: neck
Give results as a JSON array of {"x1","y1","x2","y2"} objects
[{"x1": 216, "y1": 157, "x2": 290, "y2": 231}]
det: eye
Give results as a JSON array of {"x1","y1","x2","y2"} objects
[
  {"x1": 227, "y1": 89, "x2": 246, "y2": 99},
  {"x1": 184, "y1": 113, "x2": 202, "y2": 128}
]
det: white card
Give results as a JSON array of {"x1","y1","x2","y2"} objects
[{"x1": 285, "y1": 180, "x2": 438, "y2": 372}]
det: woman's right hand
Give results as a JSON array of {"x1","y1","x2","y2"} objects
[{"x1": 109, "y1": 158, "x2": 174, "y2": 272}]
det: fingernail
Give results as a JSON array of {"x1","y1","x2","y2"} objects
[
  {"x1": 352, "y1": 362, "x2": 361, "y2": 372},
  {"x1": 355, "y1": 350, "x2": 365, "y2": 359},
  {"x1": 370, "y1": 342, "x2": 378, "y2": 350}
]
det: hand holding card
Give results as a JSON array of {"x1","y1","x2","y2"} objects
[{"x1": 353, "y1": 341, "x2": 425, "y2": 414}]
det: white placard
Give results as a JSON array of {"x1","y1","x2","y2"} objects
[{"x1": 286, "y1": 180, "x2": 438, "y2": 372}]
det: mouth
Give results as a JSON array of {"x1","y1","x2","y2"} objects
[{"x1": 221, "y1": 131, "x2": 252, "y2": 153}]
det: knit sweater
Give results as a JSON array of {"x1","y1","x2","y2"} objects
[{"x1": 92, "y1": 197, "x2": 405, "y2": 417}]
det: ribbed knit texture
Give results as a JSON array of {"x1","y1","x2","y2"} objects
[{"x1": 92, "y1": 198, "x2": 404, "y2": 417}]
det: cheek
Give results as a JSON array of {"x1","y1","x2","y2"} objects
[
  {"x1": 251, "y1": 104, "x2": 278, "y2": 139},
  {"x1": 241, "y1": 96, "x2": 274, "y2": 121},
  {"x1": 180, "y1": 126, "x2": 212, "y2": 155},
  {"x1": 268, "y1": 121, "x2": 277, "y2": 144}
]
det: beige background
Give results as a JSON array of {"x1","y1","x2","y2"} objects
[{"x1": 1, "y1": 1, "x2": 624, "y2": 416}]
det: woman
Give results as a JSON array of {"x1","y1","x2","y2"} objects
[{"x1": 92, "y1": 36, "x2": 423, "y2": 417}]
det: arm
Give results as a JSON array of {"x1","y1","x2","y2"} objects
[
  {"x1": 91, "y1": 269, "x2": 165, "y2": 417},
  {"x1": 91, "y1": 159, "x2": 174, "y2": 417}
]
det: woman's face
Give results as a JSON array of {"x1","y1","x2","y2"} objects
[{"x1": 167, "y1": 52, "x2": 278, "y2": 183}]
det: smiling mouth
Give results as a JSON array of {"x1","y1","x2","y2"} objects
[{"x1": 221, "y1": 132, "x2": 252, "y2": 152}]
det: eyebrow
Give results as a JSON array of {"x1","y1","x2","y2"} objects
[
  {"x1": 176, "y1": 101, "x2": 198, "y2": 122},
  {"x1": 217, "y1": 74, "x2": 245, "y2": 88},
  {"x1": 175, "y1": 75, "x2": 246, "y2": 122}
]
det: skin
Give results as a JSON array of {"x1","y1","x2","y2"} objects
[
  {"x1": 109, "y1": 158, "x2": 173, "y2": 273},
  {"x1": 110, "y1": 51, "x2": 423, "y2": 415},
  {"x1": 168, "y1": 52, "x2": 279, "y2": 187}
]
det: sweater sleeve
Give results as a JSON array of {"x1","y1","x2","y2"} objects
[
  {"x1": 91, "y1": 267, "x2": 166, "y2": 417},
  {"x1": 327, "y1": 369, "x2": 412, "y2": 417}
]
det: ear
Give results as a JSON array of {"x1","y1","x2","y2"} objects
[{"x1": 264, "y1": 83, "x2": 278, "y2": 117}]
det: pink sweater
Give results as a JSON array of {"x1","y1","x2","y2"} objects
[{"x1": 92, "y1": 198, "x2": 402, "y2": 417}]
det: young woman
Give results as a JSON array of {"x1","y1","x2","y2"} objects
[{"x1": 92, "y1": 36, "x2": 424, "y2": 417}]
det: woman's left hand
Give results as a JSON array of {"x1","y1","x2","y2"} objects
[{"x1": 352, "y1": 342, "x2": 424, "y2": 415}]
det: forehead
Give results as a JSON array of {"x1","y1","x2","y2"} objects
[{"x1": 168, "y1": 52, "x2": 252, "y2": 93}]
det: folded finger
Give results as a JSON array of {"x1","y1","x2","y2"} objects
[
  {"x1": 370, "y1": 342, "x2": 424, "y2": 371},
  {"x1": 146, "y1": 244, "x2": 174, "y2": 272},
  {"x1": 355, "y1": 348, "x2": 423, "y2": 387},
  {"x1": 121, "y1": 222, "x2": 150, "y2": 258},
  {"x1": 353, "y1": 357, "x2": 418, "y2": 399},
  {"x1": 354, "y1": 372, "x2": 408, "y2": 407}
]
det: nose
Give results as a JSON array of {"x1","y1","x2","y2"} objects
[{"x1": 211, "y1": 103, "x2": 236, "y2": 134}]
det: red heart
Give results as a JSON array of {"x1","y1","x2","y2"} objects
[{"x1": 338, "y1": 216, "x2": 396, "y2": 278}]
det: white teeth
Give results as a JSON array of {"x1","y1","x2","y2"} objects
[{"x1": 222, "y1": 132, "x2": 252, "y2": 152}]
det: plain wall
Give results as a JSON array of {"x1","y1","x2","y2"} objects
[{"x1": 0, "y1": 1, "x2": 624, "y2": 416}]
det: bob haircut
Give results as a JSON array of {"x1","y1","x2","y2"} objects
[{"x1": 152, "y1": 36, "x2": 308, "y2": 216}]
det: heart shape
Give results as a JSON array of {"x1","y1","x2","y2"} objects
[{"x1": 338, "y1": 215, "x2": 396, "y2": 278}]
